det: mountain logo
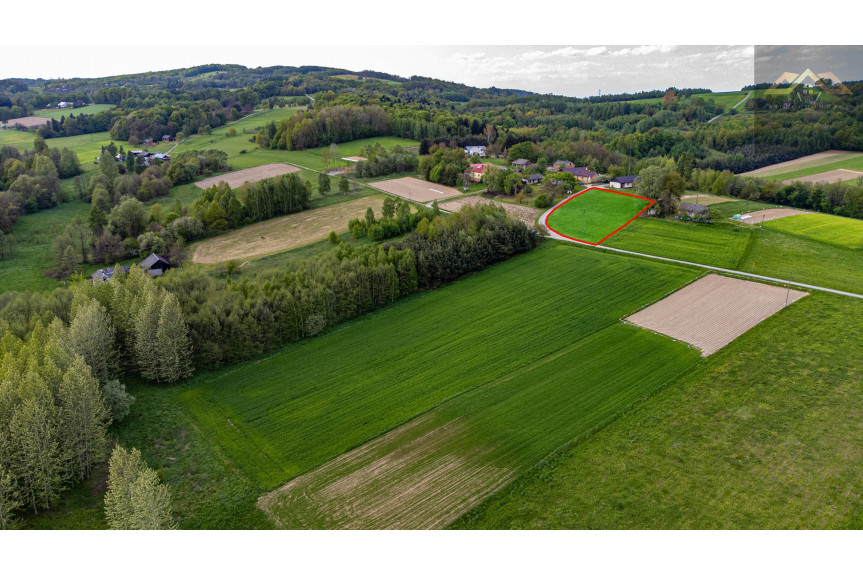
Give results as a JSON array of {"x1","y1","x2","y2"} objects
[{"x1": 766, "y1": 68, "x2": 851, "y2": 95}]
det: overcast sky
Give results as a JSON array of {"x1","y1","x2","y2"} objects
[{"x1": 0, "y1": 45, "x2": 755, "y2": 98}]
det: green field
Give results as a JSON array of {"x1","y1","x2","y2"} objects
[
  {"x1": 0, "y1": 129, "x2": 172, "y2": 165},
  {"x1": 604, "y1": 217, "x2": 753, "y2": 269},
  {"x1": 761, "y1": 154, "x2": 863, "y2": 182},
  {"x1": 763, "y1": 212, "x2": 863, "y2": 249},
  {"x1": 456, "y1": 292, "x2": 863, "y2": 529},
  {"x1": 546, "y1": 187, "x2": 651, "y2": 244},
  {"x1": 33, "y1": 104, "x2": 116, "y2": 119}
]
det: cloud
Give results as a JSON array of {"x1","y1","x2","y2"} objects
[{"x1": 610, "y1": 45, "x2": 677, "y2": 57}]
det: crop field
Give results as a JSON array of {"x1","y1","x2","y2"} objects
[
  {"x1": 738, "y1": 208, "x2": 807, "y2": 224},
  {"x1": 191, "y1": 195, "x2": 387, "y2": 264},
  {"x1": 0, "y1": 116, "x2": 49, "y2": 128},
  {"x1": 181, "y1": 243, "x2": 700, "y2": 515},
  {"x1": 457, "y1": 292, "x2": 863, "y2": 529},
  {"x1": 781, "y1": 169, "x2": 863, "y2": 185},
  {"x1": 741, "y1": 150, "x2": 863, "y2": 177},
  {"x1": 32, "y1": 104, "x2": 116, "y2": 119},
  {"x1": 679, "y1": 192, "x2": 739, "y2": 206},
  {"x1": 545, "y1": 187, "x2": 652, "y2": 245},
  {"x1": 603, "y1": 218, "x2": 752, "y2": 269},
  {"x1": 260, "y1": 325, "x2": 699, "y2": 529},
  {"x1": 762, "y1": 212, "x2": 863, "y2": 249},
  {"x1": 760, "y1": 155, "x2": 863, "y2": 182}
]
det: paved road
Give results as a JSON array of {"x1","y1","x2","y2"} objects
[{"x1": 538, "y1": 198, "x2": 863, "y2": 300}]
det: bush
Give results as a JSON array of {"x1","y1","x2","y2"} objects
[
  {"x1": 534, "y1": 194, "x2": 550, "y2": 210},
  {"x1": 103, "y1": 380, "x2": 135, "y2": 423}
]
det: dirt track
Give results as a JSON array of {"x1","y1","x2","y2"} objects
[
  {"x1": 680, "y1": 194, "x2": 739, "y2": 206},
  {"x1": 194, "y1": 163, "x2": 300, "y2": 190},
  {"x1": 440, "y1": 196, "x2": 542, "y2": 227},
  {"x1": 738, "y1": 208, "x2": 807, "y2": 224},
  {"x1": 369, "y1": 177, "x2": 462, "y2": 203},
  {"x1": 781, "y1": 169, "x2": 863, "y2": 185},
  {"x1": 626, "y1": 274, "x2": 807, "y2": 356}
]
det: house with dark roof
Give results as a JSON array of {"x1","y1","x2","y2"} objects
[
  {"x1": 161, "y1": 134, "x2": 174, "y2": 142},
  {"x1": 609, "y1": 175, "x2": 640, "y2": 189},
  {"x1": 524, "y1": 173, "x2": 543, "y2": 185},
  {"x1": 140, "y1": 253, "x2": 172, "y2": 278},
  {"x1": 511, "y1": 158, "x2": 534, "y2": 171},
  {"x1": 678, "y1": 203, "x2": 710, "y2": 220},
  {"x1": 90, "y1": 265, "x2": 130, "y2": 284},
  {"x1": 562, "y1": 166, "x2": 599, "y2": 184}
]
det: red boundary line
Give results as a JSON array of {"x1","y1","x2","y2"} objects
[{"x1": 544, "y1": 186, "x2": 655, "y2": 246}]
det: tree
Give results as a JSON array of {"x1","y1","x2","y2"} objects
[
  {"x1": 339, "y1": 175, "x2": 350, "y2": 195},
  {"x1": 0, "y1": 465, "x2": 22, "y2": 530},
  {"x1": 104, "y1": 445, "x2": 176, "y2": 530},
  {"x1": 381, "y1": 197, "x2": 396, "y2": 220},
  {"x1": 98, "y1": 150, "x2": 119, "y2": 183},
  {"x1": 134, "y1": 291, "x2": 162, "y2": 382},
  {"x1": 329, "y1": 143, "x2": 340, "y2": 169},
  {"x1": 103, "y1": 380, "x2": 135, "y2": 423},
  {"x1": 155, "y1": 293, "x2": 193, "y2": 384},
  {"x1": 68, "y1": 299, "x2": 118, "y2": 383},
  {"x1": 108, "y1": 197, "x2": 147, "y2": 239},
  {"x1": 328, "y1": 230, "x2": 339, "y2": 244},
  {"x1": 88, "y1": 203, "x2": 107, "y2": 234},
  {"x1": 635, "y1": 165, "x2": 665, "y2": 203},
  {"x1": 507, "y1": 141, "x2": 539, "y2": 163},
  {"x1": 318, "y1": 172, "x2": 331, "y2": 197},
  {"x1": 226, "y1": 127, "x2": 237, "y2": 137},
  {"x1": 58, "y1": 148, "x2": 81, "y2": 179},
  {"x1": 58, "y1": 356, "x2": 110, "y2": 482}
]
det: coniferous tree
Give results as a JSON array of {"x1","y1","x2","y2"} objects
[
  {"x1": 154, "y1": 293, "x2": 193, "y2": 384},
  {"x1": 105, "y1": 445, "x2": 175, "y2": 530},
  {"x1": 0, "y1": 465, "x2": 21, "y2": 530},
  {"x1": 58, "y1": 356, "x2": 110, "y2": 481},
  {"x1": 134, "y1": 291, "x2": 162, "y2": 383}
]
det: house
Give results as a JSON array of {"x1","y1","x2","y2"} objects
[
  {"x1": 550, "y1": 160, "x2": 575, "y2": 171},
  {"x1": 524, "y1": 173, "x2": 543, "y2": 185},
  {"x1": 161, "y1": 134, "x2": 174, "y2": 142},
  {"x1": 91, "y1": 266, "x2": 129, "y2": 284},
  {"x1": 465, "y1": 163, "x2": 492, "y2": 183},
  {"x1": 57, "y1": 101, "x2": 72, "y2": 109},
  {"x1": 140, "y1": 253, "x2": 172, "y2": 278},
  {"x1": 678, "y1": 203, "x2": 710, "y2": 220},
  {"x1": 152, "y1": 153, "x2": 170, "y2": 162},
  {"x1": 562, "y1": 166, "x2": 599, "y2": 184},
  {"x1": 142, "y1": 138, "x2": 156, "y2": 146},
  {"x1": 609, "y1": 175, "x2": 639, "y2": 189},
  {"x1": 465, "y1": 145, "x2": 487, "y2": 157},
  {"x1": 511, "y1": 158, "x2": 534, "y2": 171}
]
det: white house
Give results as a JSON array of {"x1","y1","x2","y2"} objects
[
  {"x1": 465, "y1": 145, "x2": 486, "y2": 157},
  {"x1": 609, "y1": 175, "x2": 639, "y2": 189}
]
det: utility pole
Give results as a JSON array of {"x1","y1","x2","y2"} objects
[
  {"x1": 785, "y1": 272, "x2": 793, "y2": 307},
  {"x1": 583, "y1": 207, "x2": 586, "y2": 236}
]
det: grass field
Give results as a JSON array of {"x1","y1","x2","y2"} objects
[
  {"x1": 601, "y1": 212, "x2": 863, "y2": 294},
  {"x1": 763, "y1": 212, "x2": 863, "y2": 249},
  {"x1": 545, "y1": 187, "x2": 652, "y2": 244},
  {"x1": 0, "y1": 129, "x2": 172, "y2": 165},
  {"x1": 604, "y1": 218, "x2": 753, "y2": 270},
  {"x1": 456, "y1": 292, "x2": 863, "y2": 529},
  {"x1": 32, "y1": 104, "x2": 116, "y2": 119}
]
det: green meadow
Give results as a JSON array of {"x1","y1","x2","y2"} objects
[
  {"x1": 33, "y1": 104, "x2": 116, "y2": 119},
  {"x1": 546, "y1": 187, "x2": 651, "y2": 244},
  {"x1": 763, "y1": 212, "x2": 863, "y2": 249}
]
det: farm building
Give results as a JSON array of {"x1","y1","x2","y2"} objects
[
  {"x1": 512, "y1": 158, "x2": 534, "y2": 170},
  {"x1": 678, "y1": 202, "x2": 710, "y2": 219},
  {"x1": 140, "y1": 253, "x2": 172, "y2": 278},
  {"x1": 550, "y1": 160, "x2": 575, "y2": 171},
  {"x1": 562, "y1": 166, "x2": 599, "y2": 184},
  {"x1": 90, "y1": 265, "x2": 129, "y2": 283},
  {"x1": 609, "y1": 175, "x2": 639, "y2": 189},
  {"x1": 161, "y1": 134, "x2": 174, "y2": 142},
  {"x1": 465, "y1": 145, "x2": 487, "y2": 157},
  {"x1": 524, "y1": 173, "x2": 543, "y2": 185}
]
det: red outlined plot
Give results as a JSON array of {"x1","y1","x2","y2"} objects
[{"x1": 544, "y1": 186, "x2": 654, "y2": 245}]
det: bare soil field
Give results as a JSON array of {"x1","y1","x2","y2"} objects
[
  {"x1": 192, "y1": 195, "x2": 385, "y2": 264},
  {"x1": 0, "y1": 116, "x2": 49, "y2": 128},
  {"x1": 738, "y1": 208, "x2": 808, "y2": 224},
  {"x1": 369, "y1": 177, "x2": 462, "y2": 203},
  {"x1": 741, "y1": 151, "x2": 862, "y2": 176},
  {"x1": 194, "y1": 163, "x2": 300, "y2": 190},
  {"x1": 440, "y1": 196, "x2": 542, "y2": 227},
  {"x1": 626, "y1": 274, "x2": 807, "y2": 356},
  {"x1": 342, "y1": 156, "x2": 367, "y2": 162},
  {"x1": 258, "y1": 415, "x2": 515, "y2": 530},
  {"x1": 781, "y1": 169, "x2": 863, "y2": 185},
  {"x1": 680, "y1": 194, "x2": 738, "y2": 206}
]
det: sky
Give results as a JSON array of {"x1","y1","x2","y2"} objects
[{"x1": 0, "y1": 45, "x2": 755, "y2": 98}]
